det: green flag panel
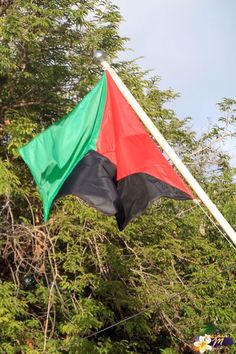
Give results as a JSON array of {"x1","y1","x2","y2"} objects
[{"x1": 19, "y1": 74, "x2": 107, "y2": 221}]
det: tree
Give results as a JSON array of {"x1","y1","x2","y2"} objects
[{"x1": 0, "y1": 1, "x2": 235, "y2": 353}]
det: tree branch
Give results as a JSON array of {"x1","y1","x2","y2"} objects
[{"x1": 0, "y1": 1, "x2": 13, "y2": 17}]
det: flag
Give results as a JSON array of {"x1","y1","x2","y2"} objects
[{"x1": 19, "y1": 71, "x2": 193, "y2": 230}]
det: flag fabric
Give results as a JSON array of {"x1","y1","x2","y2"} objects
[{"x1": 19, "y1": 71, "x2": 193, "y2": 230}]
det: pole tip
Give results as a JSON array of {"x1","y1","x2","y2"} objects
[
  {"x1": 93, "y1": 50, "x2": 107, "y2": 63},
  {"x1": 93, "y1": 50, "x2": 110, "y2": 70}
]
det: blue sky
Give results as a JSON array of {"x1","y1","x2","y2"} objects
[{"x1": 114, "y1": 0, "x2": 236, "y2": 160}]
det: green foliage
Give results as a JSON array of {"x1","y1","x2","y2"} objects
[
  {"x1": 0, "y1": 1, "x2": 236, "y2": 353},
  {"x1": 0, "y1": 159, "x2": 20, "y2": 195}
]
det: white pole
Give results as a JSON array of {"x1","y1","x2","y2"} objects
[{"x1": 97, "y1": 55, "x2": 236, "y2": 246}]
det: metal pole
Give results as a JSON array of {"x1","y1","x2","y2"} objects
[{"x1": 95, "y1": 52, "x2": 236, "y2": 246}]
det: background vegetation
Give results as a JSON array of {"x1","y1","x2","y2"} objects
[{"x1": 0, "y1": 0, "x2": 235, "y2": 353}]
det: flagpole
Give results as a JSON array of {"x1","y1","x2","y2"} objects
[{"x1": 94, "y1": 51, "x2": 236, "y2": 246}]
